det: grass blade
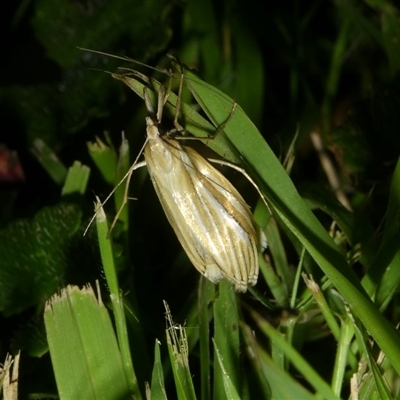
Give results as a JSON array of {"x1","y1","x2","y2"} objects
[
  {"x1": 61, "y1": 161, "x2": 90, "y2": 196},
  {"x1": 180, "y1": 65, "x2": 400, "y2": 375},
  {"x1": 213, "y1": 281, "x2": 240, "y2": 400},
  {"x1": 213, "y1": 339, "x2": 241, "y2": 400},
  {"x1": 44, "y1": 285, "x2": 131, "y2": 400},
  {"x1": 164, "y1": 302, "x2": 197, "y2": 400},
  {"x1": 149, "y1": 340, "x2": 167, "y2": 400},
  {"x1": 95, "y1": 200, "x2": 141, "y2": 398}
]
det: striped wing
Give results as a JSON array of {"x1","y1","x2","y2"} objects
[{"x1": 144, "y1": 136, "x2": 259, "y2": 292}]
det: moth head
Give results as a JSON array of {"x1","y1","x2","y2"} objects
[{"x1": 146, "y1": 117, "x2": 161, "y2": 139}]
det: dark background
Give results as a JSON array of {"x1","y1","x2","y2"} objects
[{"x1": 1, "y1": 0, "x2": 400, "y2": 397}]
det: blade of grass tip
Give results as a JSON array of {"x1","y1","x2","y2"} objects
[
  {"x1": 250, "y1": 309, "x2": 341, "y2": 400},
  {"x1": 302, "y1": 274, "x2": 341, "y2": 341},
  {"x1": 303, "y1": 278, "x2": 359, "y2": 373},
  {"x1": 61, "y1": 161, "x2": 90, "y2": 196},
  {"x1": 164, "y1": 301, "x2": 197, "y2": 400},
  {"x1": 31, "y1": 138, "x2": 67, "y2": 185},
  {"x1": 213, "y1": 281, "x2": 240, "y2": 400},
  {"x1": 95, "y1": 200, "x2": 140, "y2": 399},
  {"x1": 160, "y1": 291, "x2": 199, "y2": 381},
  {"x1": 213, "y1": 339, "x2": 241, "y2": 400},
  {"x1": 44, "y1": 285, "x2": 131, "y2": 400},
  {"x1": 95, "y1": 198, "x2": 120, "y2": 297},
  {"x1": 149, "y1": 340, "x2": 167, "y2": 400},
  {"x1": 179, "y1": 63, "x2": 400, "y2": 376},
  {"x1": 175, "y1": 294, "x2": 201, "y2": 354},
  {"x1": 331, "y1": 317, "x2": 354, "y2": 397},
  {"x1": 87, "y1": 134, "x2": 118, "y2": 186},
  {"x1": 197, "y1": 277, "x2": 215, "y2": 400}
]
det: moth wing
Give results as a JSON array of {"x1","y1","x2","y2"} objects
[
  {"x1": 184, "y1": 146, "x2": 260, "y2": 291},
  {"x1": 145, "y1": 138, "x2": 259, "y2": 292},
  {"x1": 144, "y1": 138, "x2": 215, "y2": 277}
]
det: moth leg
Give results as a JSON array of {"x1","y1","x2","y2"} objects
[
  {"x1": 172, "y1": 65, "x2": 185, "y2": 133},
  {"x1": 207, "y1": 158, "x2": 272, "y2": 217},
  {"x1": 208, "y1": 101, "x2": 237, "y2": 141},
  {"x1": 175, "y1": 101, "x2": 238, "y2": 143}
]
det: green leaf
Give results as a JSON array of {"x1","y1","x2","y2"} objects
[
  {"x1": 213, "y1": 339, "x2": 241, "y2": 400},
  {"x1": 149, "y1": 340, "x2": 167, "y2": 400},
  {"x1": 61, "y1": 161, "x2": 90, "y2": 196},
  {"x1": 0, "y1": 203, "x2": 82, "y2": 315},
  {"x1": 300, "y1": 185, "x2": 374, "y2": 248},
  {"x1": 242, "y1": 323, "x2": 310, "y2": 400},
  {"x1": 213, "y1": 281, "x2": 240, "y2": 400},
  {"x1": 197, "y1": 277, "x2": 215, "y2": 400},
  {"x1": 31, "y1": 138, "x2": 68, "y2": 185},
  {"x1": 165, "y1": 302, "x2": 197, "y2": 400},
  {"x1": 87, "y1": 134, "x2": 118, "y2": 186},
  {"x1": 364, "y1": 157, "x2": 400, "y2": 309},
  {"x1": 44, "y1": 284, "x2": 132, "y2": 400},
  {"x1": 94, "y1": 200, "x2": 141, "y2": 398},
  {"x1": 250, "y1": 309, "x2": 340, "y2": 400},
  {"x1": 352, "y1": 314, "x2": 393, "y2": 400},
  {"x1": 180, "y1": 64, "x2": 400, "y2": 376}
]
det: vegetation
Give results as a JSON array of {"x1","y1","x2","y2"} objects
[{"x1": 1, "y1": 1, "x2": 400, "y2": 399}]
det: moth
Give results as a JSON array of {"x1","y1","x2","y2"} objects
[
  {"x1": 84, "y1": 54, "x2": 266, "y2": 292},
  {"x1": 135, "y1": 83, "x2": 264, "y2": 292}
]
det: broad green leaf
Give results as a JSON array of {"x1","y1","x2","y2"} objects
[
  {"x1": 0, "y1": 203, "x2": 81, "y2": 315},
  {"x1": 44, "y1": 285, "x2": 132, "y2": 400},
  {"x1": 180, "y1": 64, "x2": 400, "y2": 375}
]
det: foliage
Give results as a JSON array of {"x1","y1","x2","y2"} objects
[{"x1": 1, "y1": 0, "x2": 400, "y2": 399}]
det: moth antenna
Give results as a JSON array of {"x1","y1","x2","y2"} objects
[{"x1": 78, "y1": 47, "x2": 172, "y2": 76}]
